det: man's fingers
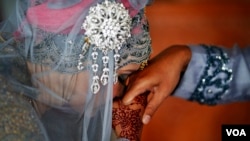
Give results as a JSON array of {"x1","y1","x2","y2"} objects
[
  {"x1": 122, "y1": 78, "x2": 155, "y2": 105},
  {"x1": 142, "y1": 86, "x2": 168, "y2": 124}
]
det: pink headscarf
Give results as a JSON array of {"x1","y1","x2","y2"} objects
[{"x1": 26, "y1": 0, "x2": 139, "y2": 32}]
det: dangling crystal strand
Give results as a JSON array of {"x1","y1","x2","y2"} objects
[
  {"x1": 101, "y1": 67, "x2": 109, "y2": 85},
  {"x1": 77, "y1": 42, "x2": 89, "y2": 70},
  {"x1": 67, "y1": 40, "x2": 82, "y2": 70},
  {"x1": 91, "y1": 48, "x2": 100, "y2": 94},
  {"x1": 82, "y1": 0, "x2": 132, "y2": 94},
  {"x1": 101, "y1": 53, "x2": 109, "y2": 85},
  {"x1": 91, "y1": 76, "x2": 100, "y2": 94},
  {"x1": 113, "y1": 50, "x2": 120, "y2": 83}
]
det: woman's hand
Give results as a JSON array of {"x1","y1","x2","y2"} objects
[
  {"x1": 122, "y1": 45, "x2": 191, "y2": 124},
  {"x1": 112, "y1": 94, "x2": 148, "y2": 141}
]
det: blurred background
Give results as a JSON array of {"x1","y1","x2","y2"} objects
[
  {"x1": 142, "y1": 0, "x2": 250, "y2": 141},
  {"x1": 1, "y1": 0, "x2": 250, "y2": 141}
]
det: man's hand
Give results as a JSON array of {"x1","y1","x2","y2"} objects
[{"x1": 122, "y1": 45, "x2": 191, "y2": 124}]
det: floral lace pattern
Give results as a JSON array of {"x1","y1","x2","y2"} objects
[
  {"x1": 17, "y1": 10, "x2": 151, "y2": 74},
  {"x1": 189, "y1": 44, "x2": 233, "y2": 105}
]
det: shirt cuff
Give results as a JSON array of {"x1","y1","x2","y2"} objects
[{"x1": 173, "y1": 44, "x2": 207, "y2": 100}]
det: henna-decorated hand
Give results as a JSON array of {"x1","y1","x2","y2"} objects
[{"x1": 112, "y1": 94, "x2": 148, "y2": 141}]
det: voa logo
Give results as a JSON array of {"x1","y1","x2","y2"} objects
[{"x1": 226, "y1": 129, "x2": 247, "y2": 136}]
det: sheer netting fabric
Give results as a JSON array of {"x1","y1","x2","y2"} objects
[{"x1": 0, "y1": 0, "x2": 152, "y2": 141}]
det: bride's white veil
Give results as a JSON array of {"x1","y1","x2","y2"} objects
[{"x1": 0, "y1": 0, "x2": 152, "y2": 140}]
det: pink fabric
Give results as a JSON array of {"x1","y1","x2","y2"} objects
[
  {"x1": 27, "y1": 0, "x2": 92, "y2": 32},
  {"x1": 121, "y1": 0, "x2": 139, "y2": 17},
  {"x1": 27, "y1": 0, "x2": 139, "y2": 32}
]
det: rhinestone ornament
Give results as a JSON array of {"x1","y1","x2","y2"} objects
[{"x1": 81, "y1": 0, "x2": 132, "y2": 94}]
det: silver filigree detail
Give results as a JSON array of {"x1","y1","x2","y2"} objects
[
  {"x1": 82, "y1": 0, "x2": 131, "y2": 51},
  {"x1": 82, "y1": 0, "x2": 132, "y2": 94}
]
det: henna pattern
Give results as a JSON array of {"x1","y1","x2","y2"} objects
[
  {"x1": 132, "y1": 94, "x2": 147, "y2": 108},
  {"x1": 112, "y1": 94, "x2": 147, "y2": 141}
]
